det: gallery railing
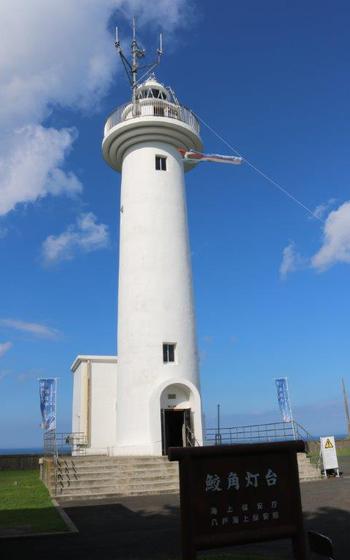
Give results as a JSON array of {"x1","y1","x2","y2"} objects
[
  {"x1": 43, "y1": 431, "x2": 88, "y2": 458},
  {"x1": 104, "y1": 98, "x2": 200, "y2": 136},
  {"x1": 205, "y1": 420, "x2": 315, "y2": 450}
]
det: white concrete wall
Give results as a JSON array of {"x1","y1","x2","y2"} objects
[
  {"x1": 89, "y1": 361, "x2": 117, "y2": 454},
  {"x1": 71, "y1": 356, "x2": 118, "y2": 455},
  {"x1": 115, "y1": 141, "x2": 202, "y2": 455},
  {"x1": 160, "y1": 384, "x2": 191, "y2": 410},
  {"x1": 72, "y1": 365, "x2": 82, "y2": 434},
  {"x1": 71, "y1": 361, "x2": 89, "y2": 435}
]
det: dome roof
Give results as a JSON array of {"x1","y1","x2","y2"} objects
[
  {"x1": 136, "y1": 74, "x2": 177, "y2": 102},
  {"x1": 141, "y1": 74, "x2": 166, "y2": 89}
]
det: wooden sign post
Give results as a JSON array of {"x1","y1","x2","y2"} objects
[{"x1": 168, "y1": 441, "x2": 307, "y2": 559}]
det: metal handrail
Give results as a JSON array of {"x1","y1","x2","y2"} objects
[
  {"x1": 104, "y1": 98, "x2": 200, "y2": 136},
  {"x1": 44, "y1": 431, "x2": 88, "y2": 458},
  {"x1": 292, "y1": 420, "x2": 314, "y2": 442},
  {"x1": 185, "y1": 425, "x2": 200, "y2": 447},
  {"x1": 205, "y1": 420, "x2": 316, "y2": 446}
]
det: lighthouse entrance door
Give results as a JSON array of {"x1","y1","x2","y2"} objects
[{"x1": 161, "y1": 409, "x2": 191, "y2": 455}]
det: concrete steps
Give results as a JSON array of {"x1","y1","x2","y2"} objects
[
  {"x1": 49, "y1": 456, "x2": 180, "y2": 500},
  {"x1": 46, "y1": 451, "x2": 321, "y2": 502},
  {"x1": 297, "y1": 452, "x2": 321, "y2": 481},
  {"x1": 53, "y1": 471, "x2": 177, "y2": 484}
]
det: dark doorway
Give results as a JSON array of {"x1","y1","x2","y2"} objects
[{"x1": 161, "y1": 409, "x2": 191, "y2": 455}]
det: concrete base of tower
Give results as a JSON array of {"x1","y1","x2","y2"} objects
[
  {"x1": 71, "y1": 357, "x2": 204, "y2": 457},
  {"x1": 114, "y1": 378, "x2": 204, "y2": 456},
  {"x1": 111, "y1": 443, "x2": 163, "y2": 456}
]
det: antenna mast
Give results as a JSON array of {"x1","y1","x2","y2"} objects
[
  {"x1": 115, "y1": 18, "x2": 163, "y2": 111},
  {"x1": 342, "y1": 377, "x2": 350, "y2": 438}
]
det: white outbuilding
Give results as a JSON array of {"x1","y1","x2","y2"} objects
[{"x1": 72, "y1": 63, "x2": 204, "y2": 456}]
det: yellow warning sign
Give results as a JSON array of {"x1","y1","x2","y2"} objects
[{"x1": 325, "y1": 438, "x2": 334, "y2": 449}]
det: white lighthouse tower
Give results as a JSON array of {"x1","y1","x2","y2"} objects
[
  {"x1": 105, "y1": 22, "x2": 203, "y2": 456},
  {"x1": 71, "y1": 22, "x2": 203, "y2": 456}
]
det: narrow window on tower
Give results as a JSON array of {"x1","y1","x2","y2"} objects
[
  {"x1": 163, "y1": 343, "x2": 176, "y2": 363},
  {"x1": 155, "y1": 155, "x2": 167, "y2": 171}
]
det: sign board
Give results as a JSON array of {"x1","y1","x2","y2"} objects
[
  {"x1": 320, "y1": 436, "x2": 339, "y2": 471},
  {"x1": 169, "y1": 441, "x2": 307, "y2": 560}
]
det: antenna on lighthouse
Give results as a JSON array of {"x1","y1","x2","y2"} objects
[{"x1": 115, "y1": 18, "x2": 164, "y2": 108}]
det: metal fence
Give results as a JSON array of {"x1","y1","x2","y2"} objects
[
  {"x1": 104, "y1": 98, "x2": 200, "y2": 136},
  {"x1": 43, "y1": 431, "x2": 88, "y2": 458},
  {"x1": 205, "y1": 420, "x2": 315, "y2": 448}
]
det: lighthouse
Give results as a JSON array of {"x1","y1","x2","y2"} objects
[{"x1": 71, "y1": 22, "x2": 203, "y2": 456}]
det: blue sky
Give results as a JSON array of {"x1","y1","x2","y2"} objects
[{"x1": 1, "y1": 0, "x2": 350, "y2": 448}]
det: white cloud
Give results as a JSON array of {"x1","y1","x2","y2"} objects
[
  {"x1": 0, "y1": 319, "x2": 60, "y2": 340},
  {"x1": 311, "y1": 201, "x2": 350, "y2": 271},
  {"x1": 121, "y1": 0, "x2": 193, "y2": 32},
  {"x1": 42, "y1": 212, "x2": 109, "y2": 264},
  {"x1": 279, "y1": 242, "x2": 305, "y2": 279},
  {"x1": 280, "y1": 200, "x2": 350, "y2": 276},
  {"x1": 309, "y1": 198, "x2": 336, "y2": 221},
  {"x1": 0, "y1": 342, "x2": 12, "y2": 357},
  {"x1": 0, "y1": 126, "x2": 82, "y2": 215},
  {"x1": 0, "y1": 0, "x2": 188, "y2": 217}
]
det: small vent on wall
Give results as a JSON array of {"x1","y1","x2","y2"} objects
[{"x1": 168, "y1": 394, "x2": 176, "y2": 400}]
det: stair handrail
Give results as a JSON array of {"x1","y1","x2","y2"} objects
[
  {"x1": 185, "y1": 425, "x2": 200, "y2": 447},
  {"x1": 292, "y1": 420, "x2": 313, "y2": 442},
  {"x1": 53, "y1": 454, "x2": 59, "y2": 496},
  {"x1": 293, "y1": 420, "x2": 321, "y2": 470}
]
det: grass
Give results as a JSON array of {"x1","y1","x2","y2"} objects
[
  {"x1": 0, "y1": 469, "x2": 68, "y2": 534},
  {"x1": 307, "y1": 445, "x2": 350, "y2": 465},
  {"x1": 334, "y1": 446, "x2": 350, "y2": 457}
]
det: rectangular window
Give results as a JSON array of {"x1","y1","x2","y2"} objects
[
  {"x1": 155, "y1": 155, "x2": 167, "y2": 171},
  {"x1": 163, "y1": 343, "x2": 175, "y2": 363}
]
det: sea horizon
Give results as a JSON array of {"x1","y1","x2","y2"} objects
[
  {"x1": 0, "y1": 433, "x2": 348, "y2": 456},
  {"x1": 0, "y1": 447, "x2": 44, "y2": 455}
]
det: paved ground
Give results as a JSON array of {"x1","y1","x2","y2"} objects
[
  {"x1": 2, "y1": 460, "x2": 350, "y2": 559},
  {"x1": 336, "y1": 454, "x2": 350, "y2": 476}
]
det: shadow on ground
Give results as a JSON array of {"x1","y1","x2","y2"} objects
[
  {"x1": 303, "y1": 506, "x2": 350, "y2": 560},
  {"x1": 0, "y1": 500, "x2": 181, "y2": 560},
  {"x1": 0, "y1": 506, "x2": 68, "y2": 537},
  {"x1": 1, "y1": 480, "x2": 350, "y2": 559}
]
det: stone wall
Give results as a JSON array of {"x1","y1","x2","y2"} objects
[{"x1": 0, "y1": 454, "x2": 41, "y2": 470}]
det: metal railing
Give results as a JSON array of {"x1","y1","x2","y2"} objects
[
  {"x1": 185, "y1": 425, "x2": 201, "y2": 447},
  {"x1": 104, "y1": 98, "x2": 200, "y2": 136},
  {"x1": 53, "y1": 454, "x2": 79, "y2": 496},
  {"x1": 205, "y1": 420, "x2": 315, "y2": 448},
  {"x1": 44, "y1": 431, "x2": 88, "y2": 458}
]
